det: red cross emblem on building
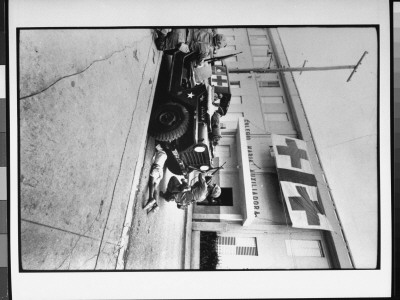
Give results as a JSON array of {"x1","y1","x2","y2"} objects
[
  {"x1": 289, "y1": 186, "x2": 325, "y2": 225},
  {"x1": 277, "y1": 138, "x2": 308, "y2": 169},
  {"x1": 211, "y1": 75, "x2": 228, "y2": 87}
]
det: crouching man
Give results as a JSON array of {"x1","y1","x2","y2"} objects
[
  {"x1": 161, "y1": 172, "x2": 221, "y2": 209},
  {"x1": 143, "y1": 144, "x2": 168, "y2": 214}
]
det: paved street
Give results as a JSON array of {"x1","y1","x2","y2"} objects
[
  {"x1": 19, "y1": 29, "x2": 189, "y2": 270},
  {"x1": 123, "y1": 137, "x2": 188, "y2": 270}
]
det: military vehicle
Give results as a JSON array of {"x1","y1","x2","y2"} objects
[{"x1": 148, "y1": 50, "x2": 231, "y2": 176}]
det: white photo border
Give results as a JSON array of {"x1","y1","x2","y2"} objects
[{"x1": 8, "y1": 0, "x2": 391, "y2": 299}]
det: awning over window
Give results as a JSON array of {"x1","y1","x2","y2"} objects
[
  {"x1": 236, "y1": 117, "x2": 254, "y2": 226},
  {"x1": 271, "y1": 134, "x2": 333, "y2": 231}
]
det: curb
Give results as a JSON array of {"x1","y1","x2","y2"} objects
[
  {"x1": 116, "y1": 42, "x2": 162, "y2": 270},
  {"x1": 183, "y1": 204, "x2": 193, "y2": 269}
]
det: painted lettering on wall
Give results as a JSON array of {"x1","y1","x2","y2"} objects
[
  {"x1": 245, "y1": 119, "x2": 261, "y2": 217},
  {"x1": 245, "y1": 119, "x2": 251, "y2": 140},
  {"x1": 247, "y1": 145, "x2": 253, "y2": 164},
  {"x1": 247, "y1": 144, "x2": 260, "y2": 217},
  {"x1": 250, "y1": 169, "x2": 261, "y2": 217}
]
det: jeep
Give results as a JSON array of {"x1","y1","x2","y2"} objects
[{"x1": 148, "y1": 50, "x2": 231, "y2": 176}]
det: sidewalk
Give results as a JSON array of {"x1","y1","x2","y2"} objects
[
  {"x1": 122, "y1": 137, "x2": 193, "y2": 270},
  {"x1": 19, "y1": 29, "x2": 162, "y2": 270}
]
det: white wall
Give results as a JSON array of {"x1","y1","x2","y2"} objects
[{"x1": 217, "y1": 231, "x2": 330, "y2": 269}]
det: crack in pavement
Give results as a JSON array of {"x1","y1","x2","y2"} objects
[
  {"x1": 55, "y1": 214, "x2": 100, "y2": 270},
  {"x1": 94, "y1": 36, "x2": 154, "y2": 270},
  {"x1": 21, "y1": 218, "x2": 100, "y2": 241},
  {"x1": 53, "y1": 182, "x2": 111, "y2": 270},
  {"x1": 20, "y1": 35, "x2": 150, "y2": 101},
  {"x1": 82, "y1": 254, "x2": 98, "y2": 267}
]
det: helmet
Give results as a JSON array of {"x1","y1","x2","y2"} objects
[
  {"x1": 210, "y1": 184, "x2": 221, "y2": 198},
  {"x1": 214, "y1": 34, "x2": 227, "y2": 48}
]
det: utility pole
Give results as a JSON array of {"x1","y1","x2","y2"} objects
[
  {"x1": 345, "y1": 51, "x2": 368, "y2": 82},
  {"x1": 299, "y1": 60, "x2": 307, "y2": 75},
  {"x1": 228, "y1": 51, "x2": 368, "y2": 82}
]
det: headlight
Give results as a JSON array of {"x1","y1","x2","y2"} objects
[
  {"x1": 200, "y1": 165, "x2": 210, "y2": 171},
  {"x1": 194, "y1": 145, "x2": 206, "y2": 152}
]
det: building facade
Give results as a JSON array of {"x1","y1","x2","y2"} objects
[{"x1": 190, "y1": 28, "x2": 354, "y2": 269}]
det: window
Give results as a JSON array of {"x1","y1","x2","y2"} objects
[
  {"x1": 198, "y1": 187, "x2": 234, "y2": 206},
  {"x1": 214, "y1": 60, "x2": 223, "y2": 66},
  {"x1": 253, "y1": 56, "x2": 270, "y2": 68},
  {"x1": 231, "y1": 96, "x2": 242, "y2": 104},
  {"x1": 230, "y1": 81, "x2": 241, "y2": 88},
  {"x1": 218, "y1": 236, "x2": 258, "y2": 256},
  {"x1": 258, "y1": 81, "x2": 280, "y2": 88},
  {"x1": 253, "y1": 56, "x2": 268, "y2": 62},
  {"x1": 250, "y1": 35, "x2": 268, "y2": 45},
  {"x1": 216, "y1": 188, "x2": 234, "y2": 206},
  {"x1": 225, "y1": 56, "x2": 238, "y2": 62},
  {"x1": 248, "y1": 28, "x2": 267, "y2": 35},
  {"x1": 285, "y1": 240, "x2": 324, "y2": 257},
  {"x1": 251, "y1": 45, "x2": 270, "y2": 56},
  {"x1": 216, "y1": 145, "x2": 231, "y2": 157},
  {"x1": 264, "y1": 113, "x2": 289, "y2": 122},
  {"x1": 261, "y1": 96, "x2": 284, "y2": 104}
]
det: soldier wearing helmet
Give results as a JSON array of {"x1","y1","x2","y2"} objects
[
  {"x1": 154, "y1": 28, "x2": 227, "y2": 67},
  {"x1": 213, "y1": 34, "x2": 227, "y2": 51},
  {"x1": 161, "y1": 172, "x2": 221, "y2": 209},
  {"x1": 208, "y1": 183, "x2": 222, "y2": 199}
]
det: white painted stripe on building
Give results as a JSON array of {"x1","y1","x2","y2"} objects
[
  {"x1": 193, "y1": 213, "x2": 243, "y2": 221},
  {"x1": 236, "y1": 117, "x2": 255, "y2": 226}
]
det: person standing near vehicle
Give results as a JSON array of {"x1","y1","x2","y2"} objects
[
  {"x1": 187, "y1": 29, "x2": 227, "y2": 67},
  {"x1": 154, "y1": 28, "x2": 227, "y2": 67}
]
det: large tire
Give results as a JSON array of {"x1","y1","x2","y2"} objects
[
  {"x1": 149, "y1": 103, "x2": 189, "y2": 142},
  {"x1": 165, "y1": 156, "x2": 184, "y2": 175}
]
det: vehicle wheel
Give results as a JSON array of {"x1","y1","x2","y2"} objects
[
  {"x1": 165, "y1": 157, "x2": 184, "y2": 175},
  {"x1": 149, "y1": 103, "x2": 189, "y2": 142}
]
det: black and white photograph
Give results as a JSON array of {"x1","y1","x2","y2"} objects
[
  {"x1": 8, "y1": 0, "x2": 391, "y2": 299},
  {"x1": 18, "y1": 26, "x2": 378, "y2": 271}
]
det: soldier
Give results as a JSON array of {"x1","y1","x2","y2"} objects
[
  {"x1": 154, "y1": 28, "x2": 227, "y2": 67},
  {"x1": 143, "y1": 144, "x2": 168, "y2": 214},
  {"x1": 161, "y1": 172, "x2": 221, "y2": 210},
  {"x1": 210, "y1": 107, "x2": 223, "y2": 146}
]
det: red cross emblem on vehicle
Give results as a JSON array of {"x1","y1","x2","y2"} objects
[{"x1": 211, "y1": 75, "x2": 228, "y2": 87}]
